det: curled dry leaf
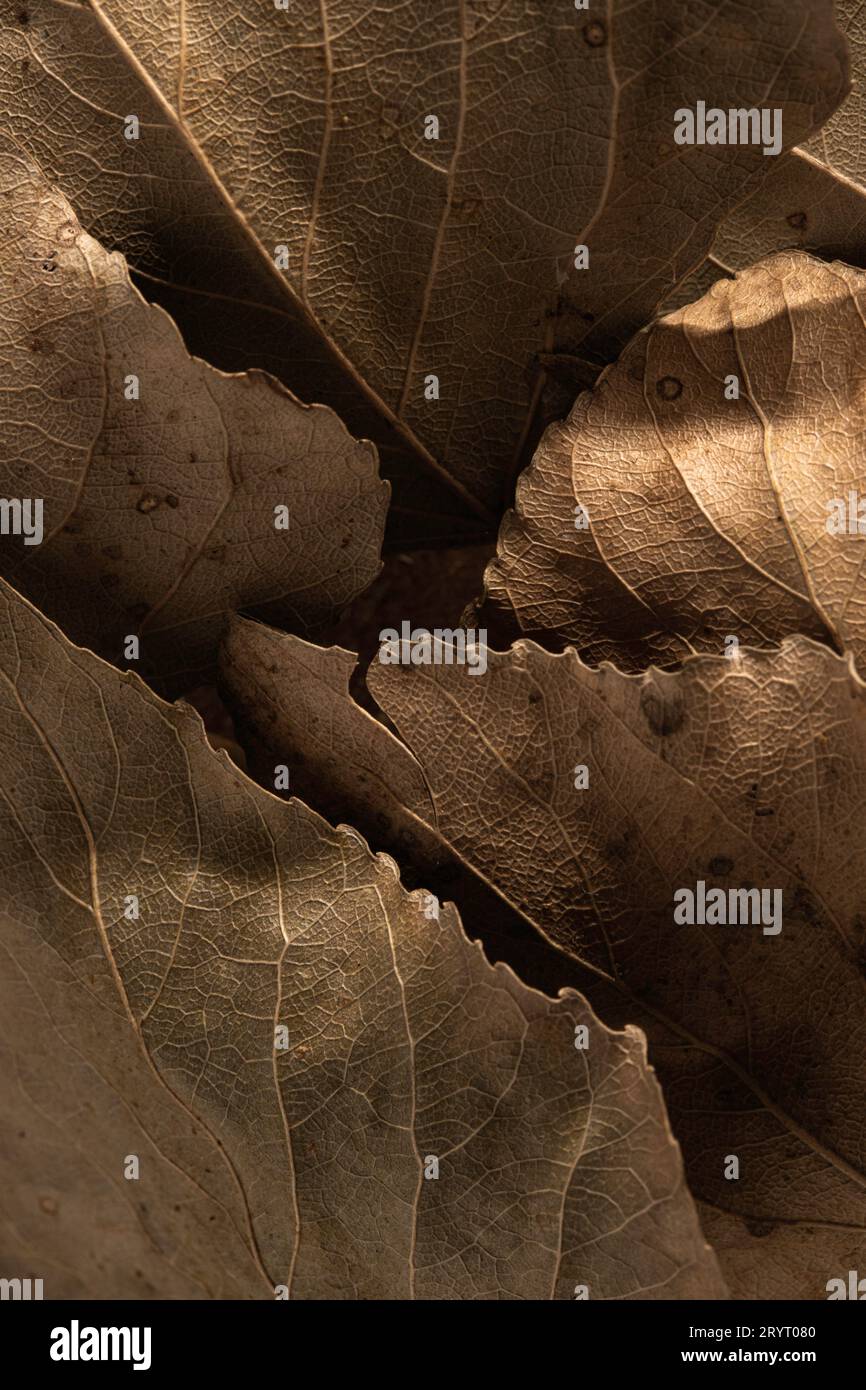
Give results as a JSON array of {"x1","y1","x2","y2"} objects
[
  {"x1": 367, "y1": 637, "x2": 866, "y2": 1299},
  {"x1": 479, "y1": 252, "x2": 866, "y2": 674},
  {"x1": 0, "y1": 142, "x2": 387, "y2": 691},
  {"x1": 0, "y1": 577, "x2": 725, "y2": 1300},
  {"x1": 0, "y1": 0, "x2": 847, "y2": 535}
]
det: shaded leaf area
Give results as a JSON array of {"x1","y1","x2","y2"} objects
[
  {"x1": 364, "y1": 639, "x2": 866, "y2": 1298},
  {"x1": 0, "y1": 1, "x2": 847, "y2": 540},
  {"x1": 0, "y1": 577, "x2": 725, "y2": 1300},
  {"x1": 0, "y1": 142, "x2": 387, "y2": 693},
  {"x1": 325, "y1": 543, "x2": 494, "y2": 710},
  {"x1": 710, "y1": 0, "x2": 866, "y2": 277},
  {"x1": 479, "y1": 253, "x2": 866, "y2": 675}
]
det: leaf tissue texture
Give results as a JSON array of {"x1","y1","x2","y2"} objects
[
  {"x1": 481, "y1": 252, "x2": 866, "y2": 673},
  {"x1": 711, "y1": 0, "x2": 866, "y2": 276},
  {"x1": 0, "y1": 578, "x2": 725, "y2": 1300},
  {"x1": 0, "y1": 142, "x2": 387, "y2": 691},
  {"x1": 0, "y1": 0, "x2": 847, "y2": 535},
  {"x1": 369, "y1": 638, "x2": 866, "y2": 1298},
  {"x1": 220, "y1": 615, "x2": 444, "y2": 872},
  {"x1": 219, "y1": 617, "x2": 546, "y2": 980}
]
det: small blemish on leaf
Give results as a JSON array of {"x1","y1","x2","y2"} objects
[
  {"x1": 656, "y1": 375, "x2": 683, "y2": 401},
  {"x1": 743, "y1": 1216, "x2": 777, "y2": 1239},
  {"x1": 583, "y1": 21, "x2": 606, "y2": 46},
  {"x1": 786, "y1": 211, "x2": 808, "y2": 230},
  {"x1": 136, "y1": 493, "x2": 160, "y2": 513},
  {"x1": 639, "y1": 685, "x2": 685, "y2": 737}
]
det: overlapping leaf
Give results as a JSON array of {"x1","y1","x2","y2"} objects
[
  {"x1": 362, "y1": 637, "x2": 866, "y2": 1298},
  {"x1": 710, "y1": 0, "x2": 866, "y2": 280},
  {"x1": 3, "y1": 0, "x2": 863, "y2": 1310},
  {"x1": 220, "y1": 616, "x2": 442, "y2": 866},
  {"x1": 0, "y1": 142, "x2": 387, "y2": 690},
  {"x1": 0, "y1": 0, "x2": 847, "y2": 536},
  {"x1": 479, "y1": 252, "x2": 866, "y2": 674},
  {"x1": 0, "y1": 577, "x2": 725, "y2": 1300},
  {"x1": 220, "y1": 613, "x2": 559, "y2": 994},
  {"x1": 220, "y1": 614, "x2": 866, "y2": 1297}
]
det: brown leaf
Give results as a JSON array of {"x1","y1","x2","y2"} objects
[
  {"x1": 0, "y1": 576, "x2": 724, "y2": 1300},
  {"x1": 710, "y1": 0, "x2": 866, "y2": 277},
  {"x1": 369, "y1": 636, "x2": 866, "y2": 1298},
  {"x1": 480, "y1": 252, "x2": 866, "y2": 673},
  {"x1": 0, "y1": 0, "x2": 847, "y2": 533},
  {"x1": 219, "y1": 615, "x2": 572, "y2": 997},
  {"x1": 0, "y1": 142, "x2": 387, "y2": 692},
  {"x1": 220, "y1": 615, "x2": 442, "y2": 869}
]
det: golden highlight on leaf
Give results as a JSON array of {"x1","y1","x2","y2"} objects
[{"x1": 481, "y1": 252, "x2": 866, "y2": 675}]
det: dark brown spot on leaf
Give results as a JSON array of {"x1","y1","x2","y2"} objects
[
  {"x1": 639, "y1": 685, "x2": 686, "y2": 737},
  {"x1": 656, "y1": 375, "x2": 683, "y2": 401},
  {"x1": 743, "y1": 1216, "x2": 777, "y2": 1239}
]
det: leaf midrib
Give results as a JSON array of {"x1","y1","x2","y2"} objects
[
  {"x1": 374, "y1": 656, "x2": 866, "y2": 1205},
  {"x1": 83, "y1": 0, "x2": 493, "y2": 523}
]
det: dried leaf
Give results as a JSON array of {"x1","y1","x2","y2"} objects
[
  {"x1": 0, "y1": 0, "x2": 847, "y2": 531},
  {"x1": 711, "y1": 0, "x2": 866, "y2": 276},
  {"x1": 0, "y1": 577, "x2": 724, "y2": 1300},
  {"x1": 369, "y1": 637, "x2": 866, "y2": 1298},
  {"x1": 219, "y1": 615, "x2": 563, "y2": 994},
  {"x1": 0, "y1": 142, "x2": 387, "y2": 690},
  {"x1": 220, "y1": 615, "x2": 442, "y2": 869},
  {"x1": 480, "y1": 252, "x2": 866, "y2": 673}
]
